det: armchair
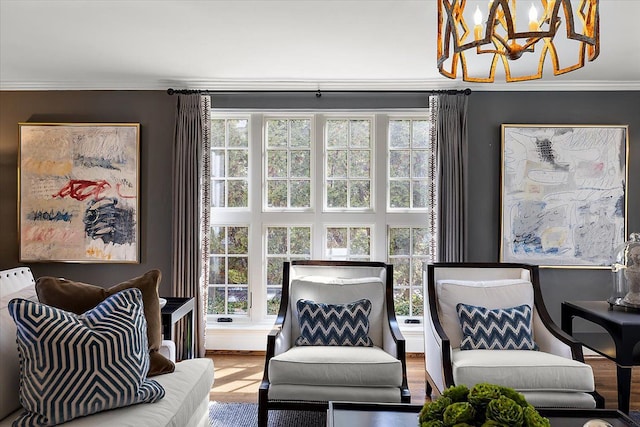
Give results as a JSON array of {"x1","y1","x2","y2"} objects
[
  {"x1": 258, "y1": 260, "x2": 410, "y2": 427},
  {"x1": 423, "y1": 262, "x2": 604, "y2": 409}
]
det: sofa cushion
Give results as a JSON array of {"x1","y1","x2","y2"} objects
[
  {"x1": 269, "y1": 345, "x2": 402, "y2": 387},
  {"x1": 0, "y1": 286, "x2": 38, "y2": 420},
  {"x1": 436, "y1": 279, "x2": 534, "y2": 348},
  {"x1": 35, "y1": 270, "x2": 174, "y2": 376},
  {"x1": 295, "y1": 298, "x2": 373, "y2": 347},
  {"x1": 456, "y1": 303, "x2": 537, "y2": 350},
  {"x1": 8, "y1": 288, "x2": 165, "y2": 426},
  {"x1": 451, "y1": 349, "x2": 595, "y2": 392}
]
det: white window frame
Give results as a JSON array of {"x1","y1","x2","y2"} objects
[{"x1": 206, "y1": 109, "x2": 433, "y2": 327}]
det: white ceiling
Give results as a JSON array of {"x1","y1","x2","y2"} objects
[{"x1": 1, "y1": 0, "x2": 639, "y2": 91}]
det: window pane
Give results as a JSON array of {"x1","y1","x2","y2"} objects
[
  {"x1": 210, "y1": 227, "x2": 225, "y2": 254},
  {"x1": 413, "y1": 120, "x2": 429, "y2": 148},
  {"x1": 413, "y1": 228, "x2": 431, "y2": 255},
  {"x1": 207, "y1": 286, "x2": 226, "y2": 314},
  {"x1": 267, "y1": 119, "x2": 288, "y2": 148},
  {"x1": 228, "y1": 287, "x2": 248, "y2": 314},
  {"x1": 393, "y1": 258, "x2": 410, "y2": 286},
  {"x1": 412, "y1": 151, "x2": 428, "y2": 178},
  {"x1": 228, "y1": 119, "x2": 248, "y2": 147},
  {"x1": 227, "y1": 180, "x2": 248, "y2": 207},
  {"x1": 211, "y1": 120, "x2": 226, "y2": 147},
  {"x1": 327, "y1": 180, "x2": 348, "y2": 208},
  {"x1": 350, "y1": 227, "x2": 371, "y2": 256},
  {"x1": 327, "y1": 150, "x2": 348, "y2": 178},
  {"x1": 228, "y1": 227, "x2": 248, "y2": 254},
  {"x1": 267, "y1": 287, "x2": 282, "y2": 316},
  {"x1": 290, "y1": 227, "x2": 311, "y2": 255},
  {"x1": 209, "y1": 256, "x2": 226, "y2": 283},
  {"x1": 327, "y1": 120, "x2": 348, "y2": 147},
  {"x1": 267, "y1": 227, "x2": 287, "y2": 254},
  {"x1": 412, "y1": 181, "x2": 429, "y2": 208},
  {"x1": 390, "y1": 181, "x2": 410, "y2": 208},
  {"x1": 393, "y1": 288, "x2": 410, "y2": 316},
  {"x1": 290, "y1": 150, "x2": 310, "y2": 178},
  {"x1": 349, "y1": 180, "x2": 370, "y2": 208},
  {"x1": 290, "y1": 119, "x2": 311, "y2": 147},
  {"x1": 228, "y1": 257, "x2": 248, "y2": 284},
  {"x1": 290, "y1": 180, "x2": 311, "y2": 208},
  {"x1": 349, "y1": 150, "x2": 370, "y2": 178},
  {"x1": 211, "y1": 180, "x2": 225, "y2": 208},
  {"x1": 267, "y1": 151, "x2": 288, "y2": 178},
  {"x1": 228, "y1": 150, "x2": 248, "y2": 177},
  {"x1": 267, "y1": 181, "x2": 288, "y2": 208},
  {"x1": 389, "y1": 228, "x2": 410, "y2": 256},
  {"x1": 212, "y1": 150, "x2": 225, "y2": 178},
  {"x1": 350, "y1": 120, "x2": 370, "y2": 148},
  {"x1": 389, "y1": 120, "x2": 410, "y2": 148},
  {"x1": 389, "y1": 150, "x2": 410, "y2": 178},
  {"x1": 327, "y1": 227, "x2": 347, "y2": 251},
  {"x1": 411, "y1": 288, "x2": 424, "y2": 316}
]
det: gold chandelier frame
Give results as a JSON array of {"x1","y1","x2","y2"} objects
[{"x1": 437, "y1": 0, "x2": 600, "y2": 82}]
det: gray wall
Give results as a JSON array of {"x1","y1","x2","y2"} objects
[
  {"x1": 0, "y1": 91, "x2": 176, "y2": 295},
  {"x1": 0, "y1": 90, "x2": 638, "y2": 325}
]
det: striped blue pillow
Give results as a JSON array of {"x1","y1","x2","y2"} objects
[
  {"x1": 295, "y1": 299, "x2": 373, "y2": 346},
  {"x1": 456, "y1": 303, "x2": 537, "y2": 350},
  {"x1": 8, "y1": 288, "x2": 164, "y2": 426}
]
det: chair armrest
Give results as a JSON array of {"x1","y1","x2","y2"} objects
[
  {"x1": 532, "y1": 307, "x2": 584, "y2": 361},
  {"x1": 424, "y1": 282, "x2": 453, "y2": 394}
]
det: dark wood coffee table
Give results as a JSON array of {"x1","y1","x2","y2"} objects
[{"x1": 326, "y1": 402, "x2": 637, "y2": 427}]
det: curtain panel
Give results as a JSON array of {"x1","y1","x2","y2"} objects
[
  {"x1": 171, "y1": 94, "x2": 210, "y2": 359},
  {"x1": 435, "y1": 93, "x2": 468, "y2": 262}
]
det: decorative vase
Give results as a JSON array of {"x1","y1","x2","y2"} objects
[{"x1": 610, "y1": 232, "x2": 640, "y2": 310}]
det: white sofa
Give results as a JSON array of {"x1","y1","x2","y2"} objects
[{"x1": 0, "y1": 267, "x2": 215, "y2": 427}]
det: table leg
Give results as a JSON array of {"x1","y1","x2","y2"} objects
[{"x1": 616, "y1": 364, "x2": 631, "y2": 414}]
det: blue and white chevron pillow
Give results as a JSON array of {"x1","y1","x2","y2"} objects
[
  {"x1": 295, "y1": 298, "x2": 373, "y2": 346},
  {"x1": 8, "y1": 287, "x2": 165, "y2": 426},
  {"x1": 456, "y1": 303, "x2": 538, "y2": 350}
]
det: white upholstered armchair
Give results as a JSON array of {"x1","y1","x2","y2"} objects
[
  {"x1": 258, "y1": 260, "x2": 410, "y2": 427},
  {"x1": 423, "y1": 262, "x2": 604, "y2": 409}
]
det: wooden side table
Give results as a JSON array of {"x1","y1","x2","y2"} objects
[
  {"x1": 161, "y1": 297, "x2": 195, "y2": 360},
  {"x1": 561, "y1": 300, "x2": 640, "y2": 414}
]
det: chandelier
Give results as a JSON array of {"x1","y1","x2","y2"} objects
[{"x1": 437, "y1": 0, "x2": 600, "y2": 82}]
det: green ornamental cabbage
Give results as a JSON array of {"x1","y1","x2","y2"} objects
[
  {"x1": 442, "y1": 385, "x2": 470, "y2": 403},
  {"x1": 485, "y1": 396, "x2": 524, "y2": 427},
  {"x1": 443, "y1": 402, "x2": 476, "y2": 426},
  {"x1": 468, "y1": 383, "x2": 503, "y2": 409},
  {"x1": 419, "y1": 397, "x2": 452, "y2": 422},
  {"x1": 498, "y1": 386, "x2": 529, "y2": 408},
  {"x1": 522, "y1": 405, "x2": 551, "y2": 427}
]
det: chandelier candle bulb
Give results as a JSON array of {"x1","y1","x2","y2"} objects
[
  {"x1": 474, "y1": 6, "x2": 483, "y2": 40},
  {"x1": 529, "y1": 3, "x2": 539, "y2": 31}
]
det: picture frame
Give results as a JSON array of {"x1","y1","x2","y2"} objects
[
  {"x1": 19, "y1": 122, "x2": 140, "y2": 263},
  {"x1": 500, "y1": 124, "x2": 628, "y2": 268}
]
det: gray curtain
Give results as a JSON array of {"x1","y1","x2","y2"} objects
[
  {"x1": 435, "y1": 93, "x2": 468, "y2": 262},
  {"x1": 171, "y1": 94, "x2": 210, "y2": 359}
]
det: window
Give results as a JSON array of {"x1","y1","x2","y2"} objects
[{"x1": 206, "y1": 110, "x2": 436, "y2": 325}]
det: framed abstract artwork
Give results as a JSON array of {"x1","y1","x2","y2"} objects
[
  {"x1": 19, "y1": 123, "x2": 140, "y2": 263},
  {"x1": 500, "y1": 124, "x2": 628, "y2": 268}
]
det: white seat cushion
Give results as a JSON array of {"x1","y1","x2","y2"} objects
[
  {"x1": 452, "y1": 349, "x2": 595, "y2": 392},
  {"x1": 269, "y1": 346, "x2": 402, "y2": 387}
]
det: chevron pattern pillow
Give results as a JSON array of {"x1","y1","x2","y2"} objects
[
  {"x1": 8, "y1": 288, "x2": 165, "y2": 426},
  {"x1": 295, "y1": 298, "x2": 373, "y2": 346},
  {"x1": 456, "y1": 303, "x2": 538, "y2": 350}
]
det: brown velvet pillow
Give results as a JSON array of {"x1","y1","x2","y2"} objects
[{"x1": 35, "y1": 269, "x2": 175, "y2": 376}]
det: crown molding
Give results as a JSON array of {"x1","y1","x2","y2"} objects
[{"x1": 1, "y1": 78, "x2": 639, "y2": 92}]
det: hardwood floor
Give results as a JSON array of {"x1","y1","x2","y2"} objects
[{"x1": 206, "y1": 352, "x2": 639, "y2": 411}]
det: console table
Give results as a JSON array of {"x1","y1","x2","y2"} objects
[
  {"x1": 561, "y1": 300, "x2": 640, "y2": 414},
  {"x1": 161, "y1": 297, "x2": 195, "y2": 360}
]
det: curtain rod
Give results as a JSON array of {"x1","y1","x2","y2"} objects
[{"x1": 166, "y1": 88, "x2": 472, "y2": 97}]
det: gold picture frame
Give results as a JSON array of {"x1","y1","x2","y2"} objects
[
  {"x1": 500, "y1": 124, "x2": 628, "y2": 268},
  {"x1": 19, "y1": 122, "x2": 140, "y2": 263}
]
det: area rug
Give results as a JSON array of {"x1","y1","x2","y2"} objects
[
  {"x1": 630, "y1": 411, "x2": 639, "y2": 425},
  {"x1": 209, "y1": 402, "x2": 325, "y2": 427}
]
